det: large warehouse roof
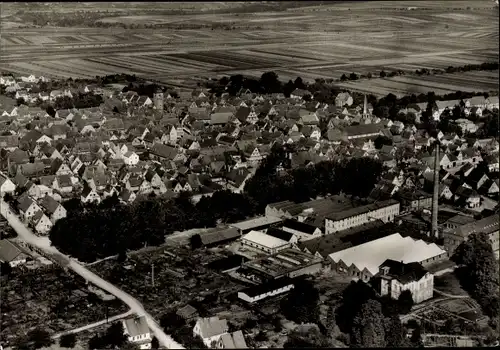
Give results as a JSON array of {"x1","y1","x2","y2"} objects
[
  {"x1": 242, "y1": 230, "x2": 289, "y2": 249},
  {"x1": 328, "y1": 233, "x2": 446, "y2": 275}
]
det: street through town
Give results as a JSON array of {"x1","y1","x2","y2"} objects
[{"x1": 0, "y1": 200, "x2": 185, "y2": 349}]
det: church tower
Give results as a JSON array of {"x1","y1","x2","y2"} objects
[
  {"x1": 362, "y1": 94, "x2": 369, "y2": 118},
  {"x1": 153, "y1": 88, "x2": 164, "y2": 112}
]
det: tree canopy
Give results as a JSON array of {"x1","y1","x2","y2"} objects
[
  {"x1": 451, "y1": 232, "x2": 499, "y2": 318},
  {"x1": 280, "y1": 279, "x2": 320, "y2": 324},
  {"x1": 350, "y1": 299, "x2": 386, "y2": 347}
]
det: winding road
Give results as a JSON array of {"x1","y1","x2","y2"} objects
[{"x1": 0, "y1": 200, "x2": 184, "y2": 349}]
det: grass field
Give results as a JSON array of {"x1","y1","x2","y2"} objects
[{"x1": 0, "y1": 1, "x2": 498, "y2": 93}]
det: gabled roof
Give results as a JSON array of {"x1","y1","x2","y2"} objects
[
  {"x1": 265, "y1": 227, "x2": 294, "y2": 242},
  {"x1": 39, "y1": 195, "x2": 60, "y2": 215},
  {"x1": 0, "y1": 239, "x2": 26, "y2": 262},
  {"x1": 196, "y1": 316, "x2": 228, "y2": 339},
  {"x1": 218, "y1": 331, "x2": 247, "y2": 349},
  {"x1": 123, "y1": 316, "x2": 149, "y2": 337}
]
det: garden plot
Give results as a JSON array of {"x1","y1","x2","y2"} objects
[{"x1": 0, "y1": 267, "x2": 127, "y2": 346}]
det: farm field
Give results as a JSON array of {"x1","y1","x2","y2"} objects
[{"x1": 0, "y1": 1, "x2": 498, "y2": 94}]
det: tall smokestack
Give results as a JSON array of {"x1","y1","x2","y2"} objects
[
  {"x1": 363, "y1": 94, "x2": 368, "y2": 117},
  {"x1": 431, "y1": 142, "x2": 440, "y2": 238}
]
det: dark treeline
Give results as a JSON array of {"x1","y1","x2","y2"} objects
[
  {"x1": 52, "y1": 92, "x2": 103, "y2": 110},
  {"x1": 49, "y1": 146, "x2": 383, "y2": 262}
]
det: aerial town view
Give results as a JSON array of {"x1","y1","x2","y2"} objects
[{"x1": 0, "y1": 1, "x2": 499, "y2": 349}]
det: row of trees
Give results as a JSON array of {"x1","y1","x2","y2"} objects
[
  {"x1": 49, "y1": 145, "x2": 383, "y2": 262},
  {"x1": 342, "y1": 62, "x2": 498, "y2": 82},
  {"x1": 53, "y1": 92, "x2": 103, "y2": 110}
]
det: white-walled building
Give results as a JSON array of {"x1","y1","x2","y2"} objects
[
  {"x1": 240, "y1": 230, "x2": 291, "y2": 255},
  {"x1": 378, "y1": 259, "x2": 434, "y2": 304},
  {"x1": 325, "y1": 199, "x2": 400, "y2": 234},
  {"x1": 122, "y1": 316, "x2": 152, "y2": 349}
]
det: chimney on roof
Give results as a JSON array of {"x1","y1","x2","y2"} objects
[{"x1": 431, "y1": 142, "x2": 440, "y2": 239}]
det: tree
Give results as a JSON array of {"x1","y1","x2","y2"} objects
[
  {"x1": 0, "y1": 261, "x2": 12, "y2": 277},
  {"x1": 151, "y1": 336, "x2": 160, "y2": 349},
  {"x1": 284, "y1": 325, "x2": 330, "y2": 348},
  {"x1": 398, "y1": 290, "x2": 414, "y2": 314},
  {"x1": 190, "y1": 233, "x2": 203, "y2": 250},
  {"x1": 16, "y1": 97, "x2": 25, "y2": 106},
  {"x1": 350, "y1": 299, "x2": 386, "y2": 347},
  {"x1": 260, "y1": 71, "x2": 281, "y2": 94},
  {"x1": 59, "y1": 333, "x2": 77, "y2": 348},
  {"x1": 336, "y1": 280, "x2": 378, "y2": 333},
  {"x1": 103, "y1": 322, "x2": 127, "y2": 348},
  {"x1": 27, "y1": 328, "x2": 53, "y2": 349},
  {"x1": 374, "y1": 135, "x2": 393, "y2": 149},
  {"x1": 384, "y1": 315, "x2": 408, "y2": 347},
  {"x1": 294, "y1": 76, "x2": 306, "y2": 89},
  {"x1": 410, "y1": 325, "x2": 424, "y2": 347},
  {"x1": 451, "y1": 232, "x2": 499, "y2": 318},
  {"x1": 379, "y1": 70, "x2": 387, "y2": 78},
  {"x1": 349, "y1": 72, "x2": 359, "y2": 80},
  {"x1": 280, "y1": 279, "x2": 320, "y2": 324},
  {"x1": 340, "y1": 74, "x2": 348, "y2": 81},
  {"x1": 160, "y1": 311, "x2": 186, "y2": 333}
]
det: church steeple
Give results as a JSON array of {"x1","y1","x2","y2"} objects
[{"x1": 363, "y1": 94, "x2": 368, "y2": 117}]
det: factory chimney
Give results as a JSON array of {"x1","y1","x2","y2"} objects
[
  {"x1": 363, "y1": 94, "x2": 368, "y2": 117},
  {"x1": 431, "y1": 142, "x2": 440, "y2": 238}
]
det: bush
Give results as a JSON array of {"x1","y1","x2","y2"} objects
[{"x1": 59, "y1": 333, "x2": 77, "y2": 348}]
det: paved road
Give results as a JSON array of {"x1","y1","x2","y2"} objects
[
  {"x1": 0, "y1": 200, "x2": 184, "y2": 349},
  {"x1": 52, "y1": 310, "x2": 134, "y2": 339}
]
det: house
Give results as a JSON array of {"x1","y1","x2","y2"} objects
[
  {"x1": 0, "y1": 172, "x2": 16, "y2": 196},
  {"x1": 378, "y1": 259, "x2": 434, "y2": 304},
  {"x1": 17, "y1": 195, "x2": 42, "y2": 221},
  {"x1": 216, "y1": 331, "x2": 248, "y2": 349},
  {"x1": 193, "y1": 316, "x2": 229, "y2": 348},
  {"x1": 31, "y1": 210, "x2": 53, "y2": 235},
  {"x1": 176, "y1": 304, "x2": 199, "y2": 323},
  {"x1": 122, "y1": 316, "x2": 152, "y2": 350},
  {"x1": 81, "y1": 185, "x2": 101, "y2": 204},
  {"x1": 290, "y1": 88, "x2": 310, "y2": 100},
  {"x1": 39, "y1": 195, "x2": 67, "y2": 224},
  {"x1": 0, "y1": 239, "x2": 31, "y2": 267},
  {"x1": 53, "y1": 175, "x2": 73, "y2": 193},
  {"x1": 123, "y1": 151, "x2": 140, "y2": 166}
]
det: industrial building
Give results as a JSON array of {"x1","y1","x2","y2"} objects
[
  {"x1": 442, "y1": 214, "x2": 499, "y2": 257},
  {"x1": 237, "y1": 277, "x2": 295, "y2": 303},
  {"x1": 324, "y1": 199, "x2": 400, "y2": 234},
  {"x1": 240, "y1": 230, "x2": 291, "y2": 255},
  {"x1": 237, "y1": 248, "x2": 323, "y2": 282},
  {"x1": 329, "y1": 233, "x2": 447, "y2": 281},
  {"x1": 230, "y1": 216, "x2": 283, "y2": 235}
]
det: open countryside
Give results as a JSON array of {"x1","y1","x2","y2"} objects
[{"x1": 0, "y1": 1, "x2": 498, "y2": 94}]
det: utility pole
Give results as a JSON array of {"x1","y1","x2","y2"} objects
[{"x1": 151, "y1": 263, "x2": 155, "y2": 288}]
